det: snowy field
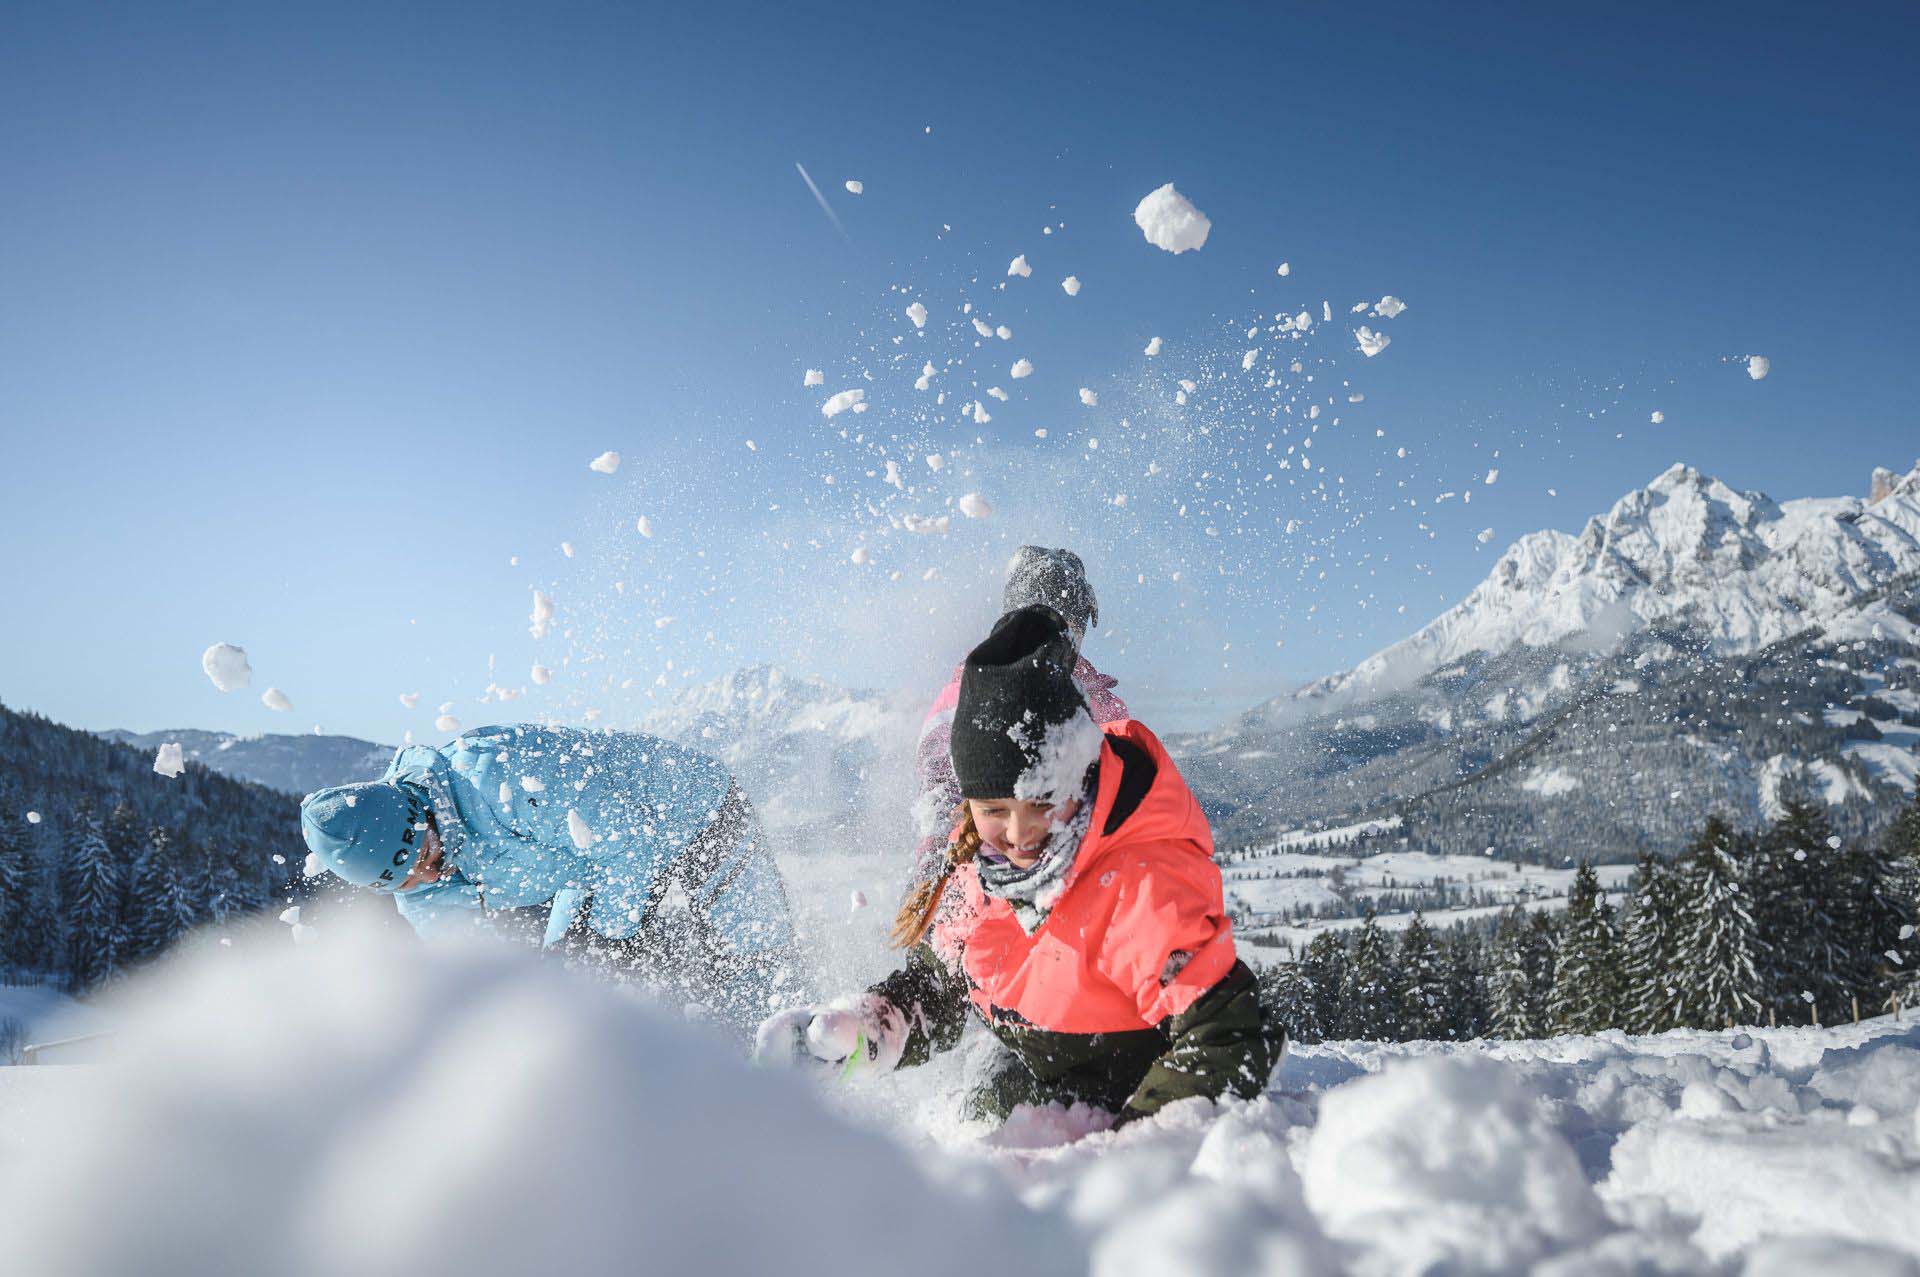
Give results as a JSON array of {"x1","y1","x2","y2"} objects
[{"x1": 3, "y1": 855, "x2": 1919, "y2": 1274}]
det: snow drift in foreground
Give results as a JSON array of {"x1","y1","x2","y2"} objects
[
  {"x1": 5, "y1": 916, "x2": 1920, "y2": 1274},
  {"x1": 0, "y1": 920, "x2": 1065, "y2": 1277}
]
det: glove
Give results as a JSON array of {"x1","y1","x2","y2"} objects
[{"x1": 754, "y1": 995, "x2": 908, "y2": 1078}]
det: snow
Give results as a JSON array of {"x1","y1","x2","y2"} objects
[
  {"x1": 1132, "y1": 183, "x2": 1211, "y2": 254},
  {"x1": 905, "y1": 301, "x2": 927, "y2": 329},
  {"x1": 398, "y1": 692, "x2": 420, "y2": 709},
  {"x1": 1008, "y1": 708, "x2": 1104, "y2": 806},
  {"x1": 1371, "y1": 295, "x2": 1406, "y2": 319},
  {"x1": 820, "y1": 388, "x2": 865, "y2": 418},
  {"x1": 260, "y1": 688, "x2": 291, "y2": 712},
  {"x1": 1007, "y1": 254, "x2": 1032, "y2": 278},
  {"x1": 528, "y1": 590, "x2": 555, "y2": 640},
  {"x1": 151, "y1": 741, "x2": 184, "y2": 779},
  {"x1": 1241, "y1": 349, "x2": 1260, "y2": 371},
  {"x1": 1061, "y1": 275, "x2": 1081, "y2": 296},
  {"x1": 1011, "y1": 358, "x2": 1033, "y2": 379},
  {"x1": 1079, "y1": 387, "x2": 1098, "y2": 406},
  {"x1": 1748, "y1": 355, "x2": 1771, "y2": 380},
  {"x1": 843, "y1": 179, "x2": 863, "y2": 195},
  {"x1": 0, "y1": 921, "x2": 1061, "y2": 1275},
  {"x1": 1651, "y1": 410, "x2": 1665, "y2": 424},
  {"x1": 566, "y1": 808, "x2": 595, "y2": 849},
  {"x1": 636, "y1": 515, "x2": 654, "y2": 538},
  {"x1": 803, "y1": 368, "x2": 824, "y2": 386},
  {"x1": 1144, "y1": 336, "x2": 1162, "y2": 356},
  {"x1": 435, "y1": 714, "x2": 460, "y2": 733},
  {"x1": 1354, "y1": 326, "x2": 1390, "y2": 357},
  {"x1": 588, "y1": 451, "x2": 620, "y2": 475},
  {"x1": 1277, "y1": 262, "x2": 1291, "y2": 276},
  {"x1": 1520, "y1": 767, "x2": 1581, "y2": 797},
  {"x1": 199, "y1": 642, "x2": 251, "y2": 693},
  {"x1": 957, "y1": 492, "x2": 992, "y2": 519},
  {"x1": 531, "y1": 664, "x2": 552, "y2": 685}
]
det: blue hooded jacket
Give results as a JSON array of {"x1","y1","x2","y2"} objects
[{"x1": 382, "y1": 725, "x2": 791, "y2": 954}]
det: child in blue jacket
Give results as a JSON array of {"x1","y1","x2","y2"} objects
[{"x1": 300, "y1": 724, "x2": 797, "y2": 1029}]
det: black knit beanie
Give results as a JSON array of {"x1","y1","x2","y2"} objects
[
  {"x1": 951, "y1": 605, "x2": 1095, "y2": 800},
  {"x1": 1002, "y1": 546, "x2": 1099, "y2": 637}
]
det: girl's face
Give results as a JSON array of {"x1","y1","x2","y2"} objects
[
  {"x1": 396, "y1": 823, "x2": 447, "y2": 892},
  {"x1": 969, "y1": 796, "x2": 1081, "y2": 870}
]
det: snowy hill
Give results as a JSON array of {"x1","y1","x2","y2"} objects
[
  {"x1": 1175, "y1": 462, "x2": 1920, "y2": 856},
  {"x1": 638, "y1": 664, "x2": 920, "y2": 846},
  {"x1": 99, "y1": 728, "x2": 392, "y2": 797}
]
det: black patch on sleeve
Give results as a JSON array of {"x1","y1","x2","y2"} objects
[{"x1": 1100, "y1": 734, "x2": 1158, "y2": 836}]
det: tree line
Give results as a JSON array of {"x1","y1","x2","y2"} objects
[{"x1": 1256, "y1": 793, "x2": 1920, "y2": 1044}]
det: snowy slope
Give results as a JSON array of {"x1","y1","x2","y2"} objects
[
  {"x1": 4, "y1": 919, "x2": 1916, "y2": 1273},
  {"x1": 99, "y1": 727, "x2": 392, "y2": 797}
]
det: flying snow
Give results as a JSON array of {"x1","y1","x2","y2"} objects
[
  {"x1": 1372, "y1": 295, "x2": 1407, "y2": 318},
  {"x1": 566, "y1": 808, "x2": 595, "y2": 849},
  {"x1": 843, "y1": 179, "x2": 863, "y2": 195},
  {"x1": 636, "y1": 516, "x2": 654, "y2": 538},
  {"x1": 958, "y1": 493, "x2": 992, "y2": 519},
  {"x1": 529, "y1": 590, "x2": 556, "y2": 640},
  {"x1": 260, "y1": 688, "x2": 292, "y2": 712},
  {"x1": 398, "y1": 692, "x2": 420, "y2": 709},
  {"x1": 1144, "y1": 336, "x2": 1162, "y2": 356},
  {"x1": 1007, "y1": 255, "x2": 1032, "y2": 278},
  {"x1": 435, "y1": 714, "x2": 461, "y2": 733},
  {"x1": 1355, "y1": 327, "x2": 1391, "y2": 357},
  {"x1": 200, "y1": 643, "x2": 252, "y2": 693},
  {"x1": 1079, "y1": 387, "x2": 1098, "y2": 406},
  {"x1": 1061, "y1": 276, "x2": 1081, "y2": 296},
  {"x1": 803, "y1": 369, "x2": 824, "y2": 386},
  {"x1": 821, "y1": 388, "x2": 866, "y2": 418},
  {"x1": 1651, "y1": 411, "x2": 1666, "y2": 424},
  {"x1": 1132, "y1": 183, "x2": 1211, "y2": 253},
  {"x1": 1748, "y1": 355, "x2": 1771, "y2": 380},
  {"x1": 588, "y1": 451, "x2": 620, "y2": 475},
  {"x1": 152, "y1": 742, "x2": 185, "y2": 779},
  {"x1": 905, "y1": 302, "x2": 928, "y2": 329}
]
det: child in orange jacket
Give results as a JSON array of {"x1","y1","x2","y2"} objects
[{"x1": 758, "y1": 606, "x2": 1282, "y2": 1125}]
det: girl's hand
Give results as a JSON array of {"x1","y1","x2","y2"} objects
[{"x1": 753, "y1": 997, "x2": 906, "y2": 1077}]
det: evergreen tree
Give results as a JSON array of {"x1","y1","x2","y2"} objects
[
  {"x1": 0, "y1": 803, "x2": 29, "y2": 972},
  {"x1": 1440, "y1": 927, "x2": 1489, "y2": 1040},
  {"x1": 1672, "y1": 815, "x2": 1763, "y2": 1028},
  {"x1": 1754, "y1": 796, "x2": 1848, "y2": 1024},
  {"x1": 1396, "y1": 913, "x2": 1448, "y2": 1041},
  {"x1": 1301, "y1": 931, "x2": 1348, "y2": 1040},
  {"x1": 1620, "y1": 851, "x2": 1683, "y2": 1034},
  {"x1": 1884, "y1": 795, "x2": 1920, "y2": 1006},
  {"x1": 129, "y1": 826, "x2": 198, "y2": 963},
  {"x1": 1344, "y1": 911, "x2": 1401, "y2": 1040},
  {"x1": 1834, "y1": 824, "x2": 1907, "y2": 1014},
  {"x1": 1549, "y1": 861, "x2": 1623, "y2": 1034},
  {"x1": 1255, "y1": 960, "x2": 1321, "y2": 1045},
  {"x1": 1491, "y1": 906, "x2": 1557, "y2": 1038},
  {"x1": 60, "y1": 807, "x2": 123, "y2": 987}
]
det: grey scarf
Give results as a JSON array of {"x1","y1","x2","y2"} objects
[{"x1": 974, "y1": 775, "x2": 1098, "y2": 933}]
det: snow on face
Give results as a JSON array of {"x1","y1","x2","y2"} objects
[
  {"x1": 820, "y1": 388, "x2": 866, "y2": 418},
  {"x1": 152, "y1": 742, "x2": 185, "y2": 779},
  {"x1": 1133, "y1": 182, "x2": 1211, "y2": 253},
  {"x1": 200, "y1": 643, "x2": 251, "y2": 693},
  {"x1": 1747, "y1": 355, "x2": 1771, "y2": 380},
  {"x1": 588, "y1": 451, "x2": 621, "y2": 475},
  {"x1": 1007, "y1": 706, "x2": 1103, "y2": 806},
  {"x1": 260, "y1": 688, "x2": 292, "y2": 712}
]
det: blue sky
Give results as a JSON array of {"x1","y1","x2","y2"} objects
[{"x1": 2, "y1": 1, "x2": 1916, "y2": 744}]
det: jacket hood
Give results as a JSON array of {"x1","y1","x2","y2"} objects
[{"x1": 1078, "y1": 720, "x2": 1212, "y2": 868}]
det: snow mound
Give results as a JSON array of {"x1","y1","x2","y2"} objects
[
  {"x1": 0, "y1": 920, "x2": 1066, "y2": 1275},
  {"x1": 1133, "y1": 183, "x2": 1211, "y2": 254},
  {"x1": 200, "y1": 642, "x2": 251, "y2": 693},
  {"x1": 1303, "y1": 1056, "x2": 1609, "y2": 1271}
]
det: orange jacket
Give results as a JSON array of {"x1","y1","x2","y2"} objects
[{"x1": 931, "y1": 720, "x2": 1239, "y2": 1034}]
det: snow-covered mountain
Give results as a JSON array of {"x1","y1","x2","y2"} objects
[
  {"x1": 99, "y1": 728, "x2": 393, "y2": 797},
  {"x1": 638, "y1": 664, "x2": 921, "y2": 848},
  {"x1": 1174, "y1": 461, "x2": 1920, "y2": 856}
]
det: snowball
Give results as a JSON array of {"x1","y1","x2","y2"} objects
[
  {"x1": 1303, "y1": 1057, "x2": 1607, "y2": 1271},
  {"x1": 1061, "y1": 276, "x2": 1081, "y2": 297},
  {"x1": 1372, "y1": 296, "x2": 1407, "y2": 319},
  {"x1": 1009, "y1": 708, "x2": 1104, "y2": 807},
  {"x1": 926, "y1": 453, "x2": 946, "y2": 471},
  {"x1": 1242, "y1": 349, "x2": 1260, "y2": 371},
  {"x1": 588, "y1": 451, "x2": 620, "y2": 475},
  {"x1": 971, "y1": 400, "x2": 991, "y2": 424},
  {"x1": 1011, "y1": 358, "x2": 1033, "y2": 379},
  {"x1": 1277, "y1": 262, "x2": 1291, "y2": 276},
  {"x1": 1651, "y1": 411, "x2": 1665, "y2": 424},
  {"x1": 1079, "y1": 387, "x2": 1098, "y2": 406},
  {"x1": 567, "y1": 808, "x2": 595, "y2": 849},
  {"x1": 1007, "y1": 254, "x2": 1032, "y2": 278},
  {"x1": 260, "y1": 688, "x2": 292, "y2": 712},
  {"x1": 200, "y1": 643, "x2": 252, "y2": 693},
  {"x1": 152, "y1": 743, "x2": 185, "y2": 779},
  {"x1": 398, "y1": 693, "x2": 420, "y2": 709},
  {"x1": 636, "y1": 516, "x2": 654, "y2": 538},
  {"x1": 971, "y1": 317, "x2": 994, "y2": 338},
  {"x1": 958, "y1": 493, "x2": 992, "y2": 519},
  {"x1": 995, "y1": 325, "x2": 1012, "y2": 341},
  {"x1": 1747, "y1": 355, "x2": 1770, "y2": 380},
  {"x1": 905, "y1": 302, "x2": 928, "y2": 329},
  {"x1": 1143, "y1": 336, "x2": 1162, "y2": 356},
  {"x1": 529, "y1": 590, "x2": 556, "y2": 640},
  {"x1": 1355, "y1": 327, "x2": 1391, "y2": 357},
  {"x1": 843, "y1": 179, "x2": 863, "y2": 195},
  {"x1": 25, "y1": 811, "x2": 41, "y2": 824},
  {"x1": 435, "y1": 715, "x2": 460, "y2": 733},
  {"x1": 803, "y1": 369, "x2": 824, "y2": 387},
  {"x1": 531, "y1": 665, "x2": 552, "y2": 685},
  {"x1": 302, "y1": 852, "x2": 325, "y2": 878},
  {"x1": 821, "y1": 388, "x2": 866, "y2": 418},
  {"x1": 1132, "y1": 183, "x2": 1211, "y2": 254},
  {"x1": 851, "y1": 547, "x2": 872, "y2": 565}
]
